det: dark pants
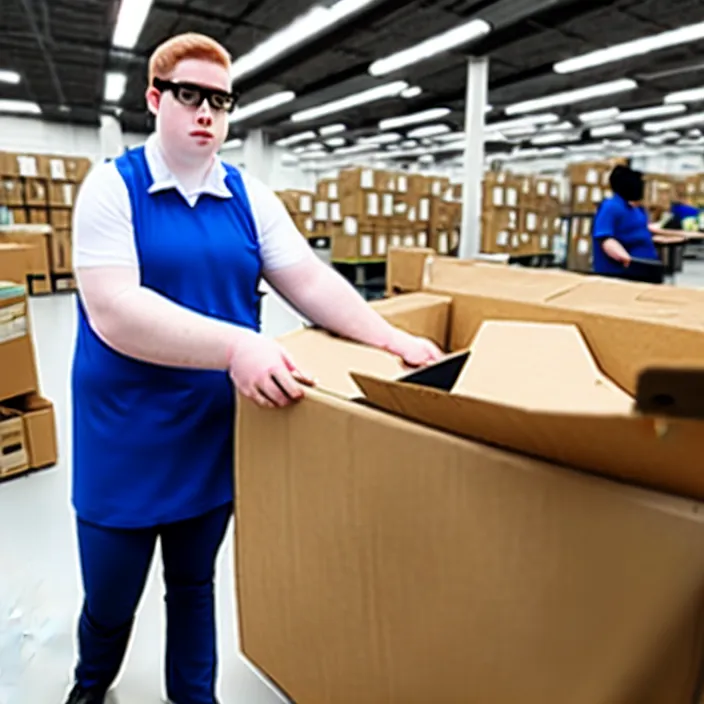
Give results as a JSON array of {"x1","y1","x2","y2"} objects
[{"x1": 74, "y1": 503, "x2": 232, "y2": 704}]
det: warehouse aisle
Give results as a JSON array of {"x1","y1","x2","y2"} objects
[{"x1": 0, "y1": 288, "x2": 303, "y2": 704}]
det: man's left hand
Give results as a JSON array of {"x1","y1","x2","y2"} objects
[{"x1": 385, "y1": 329, "x2": 444, "y2": 367}]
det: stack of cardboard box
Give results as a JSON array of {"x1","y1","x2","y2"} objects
[
  {"x1": 481, "y1": 172, "x2": 561, "y2": 257},
  {"x1": 276, "y1": 189, "x2": 315, "y2": 240},
  {"x1": 0, "y1": 280, "x2": 58, "y2": 481},
  {"x1": 643, "y1": 173, "x2": 676, "y2": 218},
  {"x1": 0, "y1": 151, "x2": 92, "y2": 293}
]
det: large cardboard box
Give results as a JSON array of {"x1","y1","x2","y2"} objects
[
  {"x1": 385, "y1": 247, "x2": 434, "y2": 295},
  {"x1": 235, "y1": 284, "x2": 704, "y2": 703},
  {"x1": 0, "y1": 225, "x2": 53, "y2": 295},
  {"x1": 0, "y1": 243, "x2": 32, "y2": 287},
  {"x1": 1, "y1": 393, "x2": 57, "y2": 469},
  {"x1": 0, "y1": 287, "x2": 39, "y2": 402},
  {"x1": 0, "y1": 407, "x2": 29, "y2": 476},
  {"x1": 1, "y1": 177, "x2": 24, "y2": 206}
]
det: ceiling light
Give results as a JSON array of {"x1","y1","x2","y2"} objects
[
  {"x1": 531, "y1": 132, "x2": 580, "y2": 145},
  {"x1": 0, "y1": 99, "x2": 41, "y2": 115},
  {"x1": 358, "y1": 133, "x2": 402, "y2": 144},
  {"x1": 112, "y1": 0, "x2": 154, "y2": 49},
  {"x1": 418, "y1": 155, "x2": 435, "y2": 164},
  {"x1": 555, "y1": 21, "x2": 704, "y2": 74},
  {"x1": 502, "y1": 126, "x2": 538, "y2": 137},
  {"x1": 299, "y1": 151, "x2": 328, "y2": 160},
  {"x1": 401, "y1": 86, "x2": 422, "y2": 99},
  {"x1": 644, "y1": 112, "x2": 704, "y2": 132},
  {"x1": 231, "y1": 91, "x2": 296, "y2": 123},
  {"x1": 486, "y1": 113, "x2": 559, "y2": 132},
  {"x1": 591, "y1": 123, "x2": 626, "y2": 137},
  {"x1": 435, "y1": 132, "x2": 465, "y2": 142},
  {"x1": 318, "y1": 123, "x2": 346, "y2": 136},
  {"x1": 569, "y1": 143, "x2": 604, "y2": 152},
  {"x1": 541, "y1": 120, "x2": 575, "y2": 132},
  {"x1": 401, "y1": 140, "x2": 418, "y2": 148},
  {"x1": 620, "y1": 104, "x2": 686, "y2": 121},
  {"x1": 513, "y1": 148, "x2": 540, "y2": 159},
  {"x1": 231, "y1": 0, "x2": 377, "y2": 81},
  {"x1": 379, "y1": 107, "x2": 451, "y2": 131},
  {"x1": 104, "y1": 72, "x2": 127, "y2": 102},
  {"x1": 506, "y1": 79, "x2": 637, "y2": 115},
  {"x1": 369, "y1": 19, "x2": 491, "y2": 76},
  {"x1": 644, "y1": 131, "x2": 680, "y2": 144},
  {"x1": 608, "y1": 139, "x2": 633, "y2": 148},
  {"x1": 305, "y1": 142, "x2": 326, "y2": 150},
  {"x1": 540, "y1": 147, "x2": 566, "y2": 156},
  {"x1": 689, "y1": 129, "x2": 703, "y2": 137},
  {"x1": 58, "y1": 105, "x2": 70, "y2": 113},
  {"x1": 407, "y1": 124, "x2": 451, "y2": 138},
  {"x1": 333, "y1": 143, "x2": 379, "y2": 155},
  {"x1": 0, "y1": 70, "x2": 21, "y2": 84},
  {"x1": 291, "y1": 81, "x2": 407, "y2": 122},
  {"x1": 579, "y1": 108, "x2": 620, "y2": 123},
  {"x1": 324, "y1": 137, "x2": 346, "y2": 147},
  {"x1": 665, "y1": 86, "x2": 704, "y2": 104},
  {"x1": 275, "y1": 130, "x2": 317, "y2": 147}
]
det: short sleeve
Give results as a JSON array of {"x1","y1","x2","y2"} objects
[
  {"x1": 240, "y1": 171, "x2": 313, "y2": 272},
  {"x1": 592, "y1": 200, "x2": 617, "y2": 241},
  {"x1": 72, "y1": 162, "x2": 139, "y2": 269}
]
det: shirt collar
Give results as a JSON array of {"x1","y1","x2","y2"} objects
[{"x1": 144, "y1": 133, "x2": 232, "y2": 207}]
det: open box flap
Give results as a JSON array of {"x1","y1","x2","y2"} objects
[{"x1": 637, "y1": 366, "x2": 704, "y2": 420}]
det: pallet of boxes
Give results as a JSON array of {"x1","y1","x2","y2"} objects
[
  {"x1": 276, "y1": 189, "x2": 315, "y2": 242},
  {"x1": 566, "y1": 159, "x2": 626, "y2": 272},
  {"x1": 0, "y1": 150, "x2": 91, "y2": 294},
  {"x1": 481, "y1": 172, "x2": 562, "y2": 259},
  {"x1": 315, "y1": 168, "x2": 461, "y2": 263},
  {"x1": 0, "y1": 279, "x2": 58, "y2": 480}
]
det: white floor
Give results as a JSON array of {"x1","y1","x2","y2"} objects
[
  {"x1": 2, "y1": 259, "x2": 704, "y2": 704},
  {"x1": 0, "y1": 287, "x2": 305, "y2": 704}
]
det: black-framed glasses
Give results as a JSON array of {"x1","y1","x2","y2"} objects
[{"x1": 153, "y1": 77, "x2": 239, "y2": 113}]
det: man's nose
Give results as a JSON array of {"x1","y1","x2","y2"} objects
[{"x1": 196, "y1": 99, "x2": 213, "y2": 126}]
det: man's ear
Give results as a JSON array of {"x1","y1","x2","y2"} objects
[{"x1": 146, "y1": 87, "x2": 160, "y2": 116}]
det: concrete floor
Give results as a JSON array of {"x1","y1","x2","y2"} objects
[
  {"x1": 2, "y1": 259, "x2": 704, "y2": 704},
  {"x1": 0, "y1": 286, "x2": 304, "y2": 704}
]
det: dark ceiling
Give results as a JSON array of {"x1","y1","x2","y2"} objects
[{"x1": 2, "y1": 0, "x2": 704, "y2": 155}]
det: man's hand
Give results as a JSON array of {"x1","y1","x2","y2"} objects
[
  {"x1": 228, "y1": 330, "x2": 313, "y2": 409},
  {"x1": 385, "y1": 329, "x2": 444, "y2": 368},
  {"x1": 602, "y1": 237, "x2": 631, "y2": 267}
]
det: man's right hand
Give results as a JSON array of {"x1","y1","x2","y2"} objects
[{"x1": 228, "y1": 330, "x2": 313, "y2": 409}]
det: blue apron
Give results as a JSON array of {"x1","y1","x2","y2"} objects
[{"x1": 71, "y1": 147, "x2": 262, "y2": 528}]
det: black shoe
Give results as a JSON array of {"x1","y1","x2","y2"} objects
[{"x1": 65, "y1": 683, "x2": 106, "y2": 704}]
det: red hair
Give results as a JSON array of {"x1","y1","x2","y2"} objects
[{"x1": 148, "y1": 33, "x2": 231, "y2": 85}]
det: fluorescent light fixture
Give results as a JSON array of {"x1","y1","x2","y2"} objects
[
  {"x1": 333, "y1": 143, "x2": 379, "y2": 156},
  {"x1": 275, "y1": 130, "x2": 317, "y2": 147},
  {"x1": 104, "y1": 72, "x2": 127, "y2": 102},
  {"x1": 665, "y1": 86, "x2": 704, "y2": 104},
  {"x1": 231, "y1": 0, "x2": 377, "y2": 81},
  {"x1": 293, "y1": 146, "x2": 308, "y2": 154},
  {"x1": 506, "y1": 79, "x2": 637, "y2": 115},
  {"x1": 318, "y1": 123, "x2": 346, "y2": 136},
  {"x1": 579, "y1": 108, "x2": 620, "y2": 123},
  {"x1": 540, "y1": 147, "x2": 566, "y2": 156},
  {"x1": 418, "y1": 154, "x2": 435, "y2": 164},
  {"x1": 502, "y1": 126, "x2": 538, "y2": 137},
  {"x1": 435, "y1": 131, "x2": 466, "y2": 142},
  {"x1": 369, "y1": 19, "x2": 491, "y2": 76},
  {"x1": 0, "y1": 70, "x2": 20, "y2": 84},
  {"x1": 620, "y1": 104, "x2": 686, "y2": 121},
  {"x1": 230, "y1": 91, "x2": 295, "y2": 123},
  {"x1": 379, "y1": 107, "x2": 451, "y2": 131},
  {"x1": 324, "y1": 137, "x2": 346, "y2": 147},
  {"x1": 112, "y1": 0, "x2": 154, "y2": 49},
  {"x1": 58, "y1": 105, "x2": 71, "y2": 113},
  {"x1": 513, "y1": 148, "x2": 540, "y2": 159},
  {"x1": 299, "y1": 151, "x2": 328, "y2": 160},
  {"x1": 401, "y1": 86, "x2": 422, "y2": 99},
  {"x1": 358, "y1": 132, "x2": 402, "y2": 145},
  {"x1": 531, "y1": 132, "x2": 580, "y2": 145},
  {"x1": 305, "y1": 142, "x2": 326, "y2": 151},
  {"x1": 644, "y1": 131, "x2": 681, "y2": 143},
  {"x1": 221, "y1": 138, "x2": 243, "y2": 149},
  {"x1": 608, "y1": 139, "x2": 633, "y2": 148},
  {"x1": 401, "y1": 140, "x2": 418, "y2": 148},
  {"x1": 541, "y1": 120, "x2": 575, "y2": 132},
  {"x1": 591, "y1": 123, "x2": 626, "y2": 137},
  {"x1": 569, "y1": 143, "x2": 604, "y2": 152},
  {"x1": 486, "y1": 113, "x2": 559, "y2": 132},
  {"x1": 555, "y1": 21, "x2": 704, "y2": 74},
  {"x1": 689, "y1": 129, "x2": 703, "y2": 137},
  {"x1": 407, "y1": 124, "x2": 451, "y2": 138},
  {"x1": 644, "y1": 112, "x2": 704, "y2": 132},
  {"x1": 0, "y1": 99, "x2": 41, "y2": 115},
  {"x1": 291, "y1": 81, "x2": 407, "y2": 122}
]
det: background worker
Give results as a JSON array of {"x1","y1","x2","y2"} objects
[{"x1": 66, "y1": 32, "x2": 442, "y2": 704}]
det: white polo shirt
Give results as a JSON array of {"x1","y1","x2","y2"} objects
[{"x1": 73, "y1": 134, "x2": 311, "y2": 272}]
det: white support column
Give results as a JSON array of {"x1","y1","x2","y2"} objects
[
  {"x1": 459, "y1": 56, "x2": 489, "y2": 260},
  {"x1": 99, "y1": 114, "x2": 124, "y2": 162},
  {"x1": 243, "y1": 128, "x2": 274, "y2": 184}
]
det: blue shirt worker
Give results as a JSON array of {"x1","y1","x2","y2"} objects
[
  {"x1": 592, "y1": 165, "x2": 660, "y2": 278},
  {"x1": 66, "y1": 32, "x2": 442, "y2": 704}
]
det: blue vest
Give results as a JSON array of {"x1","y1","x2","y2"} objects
[{"x1": 71, "y1": 147, "x2": 262, "y2": 528}]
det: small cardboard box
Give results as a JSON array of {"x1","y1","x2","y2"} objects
[
  {"x1": 50, "y1": 230, "x2": 72, "y2": 274},
  {"x1": 0, "y1": 287, "x2": 38, "y2": 402},
  {"x1": 23, "y1": 178, "x2": 48, "y2": 207},
  {"x1": 0, "y1": 407, "x2": 29, "y2": 476},
  {"x1": 0, "y1": 226, "x2": 53, "y2": 295},
  {"x1": 0, "y1": 243, "x2": 31, "y2": 287},
  {"x1": 48, "y1": 182, "x2": 76, "y2": 208},
  {"x1": 1, "y1": 177, "x2": 24, "y2": 206},
  {"x1": 2, "y1": 393, "x2": 57, "y2": 469}
]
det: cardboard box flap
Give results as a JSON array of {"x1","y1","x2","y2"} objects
[
  {"x1": 371, "y1": 292, "x2": 451, "y2": 350},
  {"x1": 280, "y1": 328, "x2": 408, "y2": 399},
  {"x1": 454, "y1": 321, "x2": 634, "y2": 415},
  {"x1": 636, "y1": 366, "x2": 704, "y2": 420}
]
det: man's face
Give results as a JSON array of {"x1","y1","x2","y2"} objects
[{"x1": 147, "y1": 58, "x2": 232, "y2": 164}]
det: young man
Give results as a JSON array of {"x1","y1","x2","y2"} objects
[{"x1": 67, "y1": 33, "x2": 441, "y2": 704}]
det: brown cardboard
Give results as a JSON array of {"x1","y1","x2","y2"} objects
[
  {"x1": 236, "y1": 382, "x2": 704, "y2": 704},
  {"x1": 385, "y1": 246, "x2": 433, "y2": 294},
  {"x1": 0, "y1": 293, "x2": 39, "y2": 402},
  {"x1": 50, "y1": 209, "x2": 72, "y2": 229},
  {"x1": 2, "y1": 393, "x2": 57, "y2": 469},
  {"x1": 50, "y1": 230, "x2": 73, "y2": 274},
  {"x1": 0, "y1": 407, "x2": 29, "y2": 476},
  {"x1": 0, "y1": 226, "x2": 53, "y2": 295},
  {"x1": 0, "y1": 243, "x2": 31, "y2": 286},
  {"x1": 1, "y1": 177, "x2": 24, "y2": 206},
  {"x1": 23, "y1": 178, "x2": 48, "y2": 207},
  {"x1": 9, "y1": 207, "x2": 27, "y2": 225},
  {"x1": 48, "y1": 182, "x2": 76, "y2": 208},
  {"x1": 28, "y1": 208, "x2": 49, "y2": 225}
]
